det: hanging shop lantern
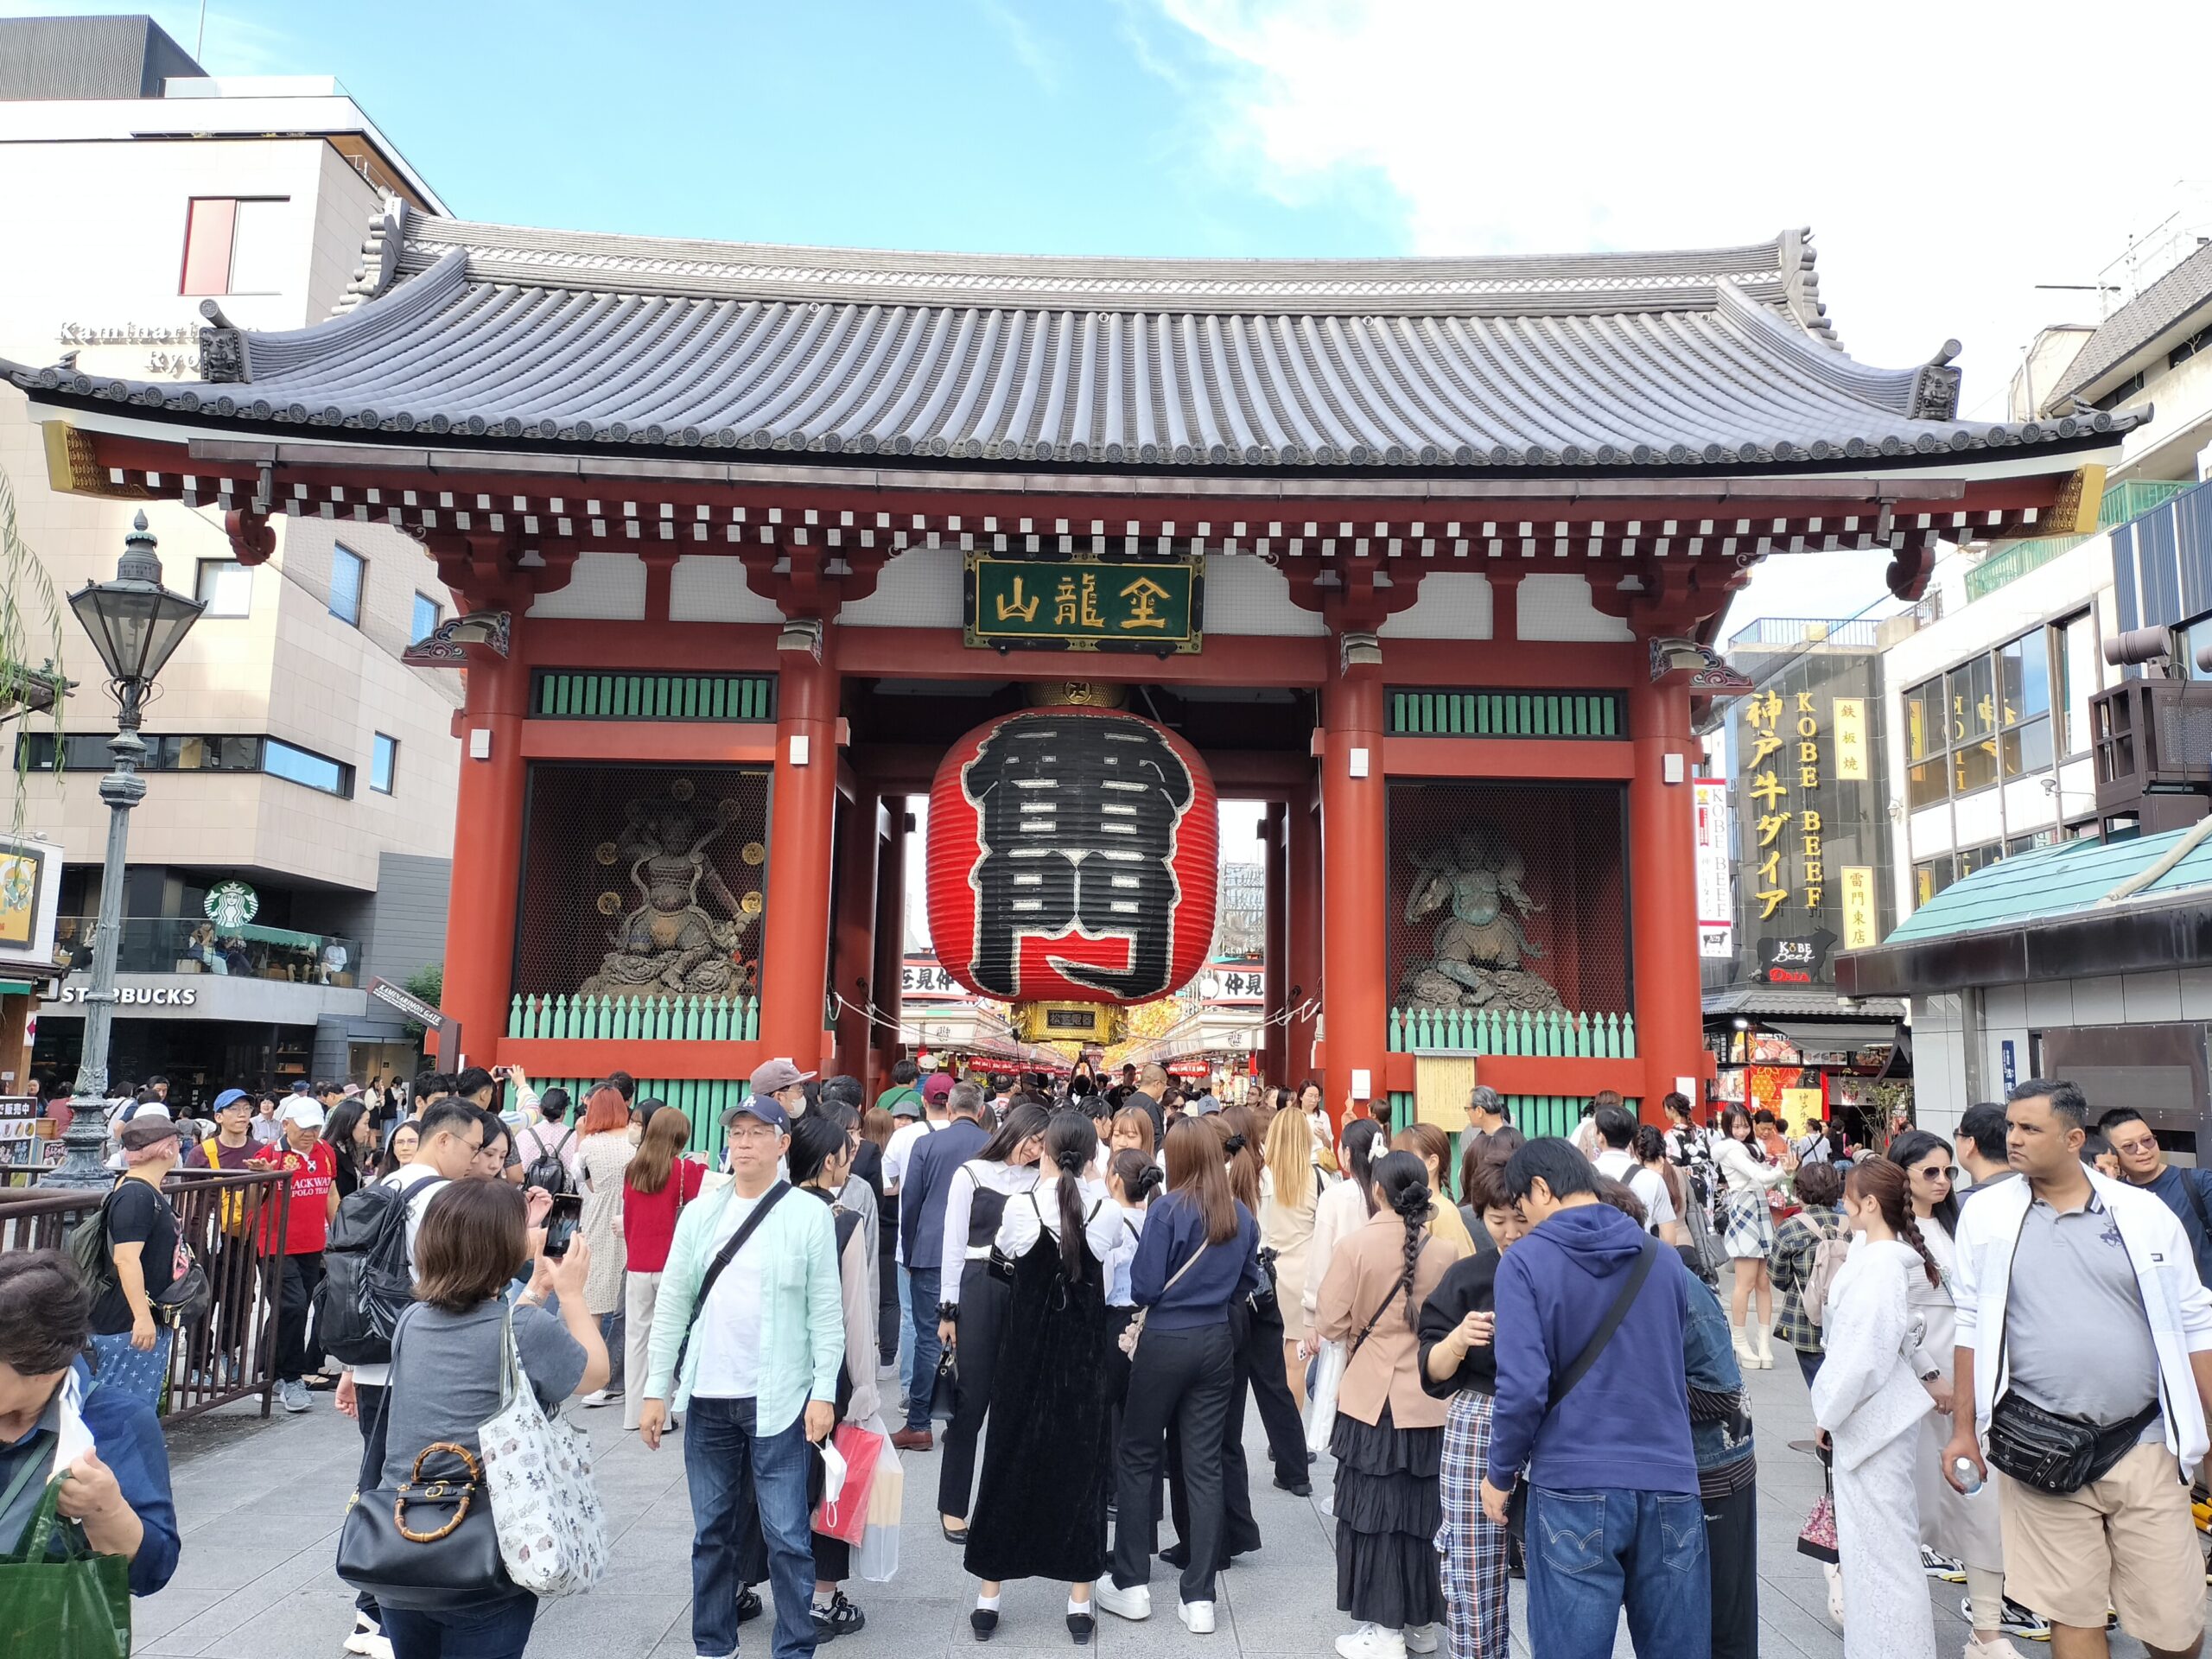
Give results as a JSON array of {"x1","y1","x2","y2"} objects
[{"x1": 926, "y1": 699, "x2": 1218, "y2": 1018}]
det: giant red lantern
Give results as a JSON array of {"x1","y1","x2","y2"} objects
[{"x1": 927, "y1": 706, "x2": 1218, "y2": 1005}]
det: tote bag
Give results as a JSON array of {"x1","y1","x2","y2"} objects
[
  {"x1": 813, "y1": 1422, "x2": 885, "y2": 1546},
  {"x1": 856, "y1": 1427, "x2": 903, "y2": 1583},
  {"x1": 0, "y1": 1467, "x2": 129, "y2": 1659},
  {"x1": 479, "y1": 1310, "x2": 609, "y2": 1599},
  {"x1": 1303, "y1": 1338, "x2": 1348, "y2": 1455}
]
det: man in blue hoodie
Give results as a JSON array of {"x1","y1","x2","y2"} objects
[{"x1": 1478, "y1": 1139, "x2": 1709, "y2": 1659}]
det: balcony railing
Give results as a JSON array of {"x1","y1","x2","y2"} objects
[
  {"x1": 1965, "y1": 479, "x2": 2194, "y2": 603},
  {"x1": 54, "y1": 918, "x2": 364, "y2": 984},
  {"x1": 1387, "y1": 1005, "x2": 1637, "y2": 1057},
  {"x1": 1726, "y1": 617, "x2": 1882, "y2": 649}
]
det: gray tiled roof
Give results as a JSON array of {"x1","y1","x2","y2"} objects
[
  {"x1": 5, "y1": 217, "x2": 2146, "y2": 472},
  {"x1": 2048, "y1": 239, "x2": 2212, "y2": 406}
]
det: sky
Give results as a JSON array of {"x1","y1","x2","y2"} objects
[{"x1": 29, "y1": 0, "x2": 2205, "y2": 637}]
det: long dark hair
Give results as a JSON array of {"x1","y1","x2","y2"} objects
[
  {"x1": 1045, "y1": 1112, "x2": 1096, "y2": 1281},
  {"x1": 1717, "y1": 1104, "x2": 1757, "y2": 1147},
  {"x1": 977, "y1": 1102, "x2": 1050, "y2": 1165},
  {"x1": 1368, "y1": 1149, "x2": 1434, "y2": 1333},
  {"x1": 1216, "y1": 1106, "x2": 1263, "y2": 1212},
  {"x1": 1885, "y1": 1128, "x2": 1961, "y2": 1239},
  {"x1": 1341, "y1": 1117, "x2": 1385, "y2": 1216},
  {"x1": 1164, "y1": 1116, "x2": 1239, "y2": 1244},
  {"x1": 322, "y1": 1098, "x2": 371, "y2": 1184},
  {"x1": 1110, "y1": 1147, "x2": 1162, "y2": 1205},
  {"x1": 1847, "y1": 1157, "x2": 1942, "y2": 1287}
]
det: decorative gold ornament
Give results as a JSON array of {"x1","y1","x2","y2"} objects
[
  {"x1": 1022, "y1": 680, "x2": 1126, "y2": 709},
  {"x1": 595, "y1": 892, "x2": 623, "y2": 915},
  {"x1": 741, "y1": 842, "x2": 766, "y2": 866},
  {"x1": 1011, "y1": 1001, "x2": 1125, "y2": 1045},
  {"x1": 594, "y1": 841, "x2": 620, "y2": 866},
  {"x1": 740, "y1": 891, "x2": 764, "y2": 915},
  {"x1": 670, "y1": 778, "x2": 696, "y2": 802}
]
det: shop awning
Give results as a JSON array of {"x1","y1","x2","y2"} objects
[{"x1": 1764, "y1": 1019, "x2": 1900, "y2": 1051}]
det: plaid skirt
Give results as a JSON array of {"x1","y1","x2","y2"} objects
[
  {"x1": 1433, "y1": 1390, "x2": 1508, "y2": 1659},
  {"x1": 1721, "y1": 1188, "x2": 1774, "y2": 1258}
]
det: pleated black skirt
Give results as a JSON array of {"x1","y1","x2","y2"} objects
[{"x1": 1332, "y1": 1405, "x2": 1447, "y2": 1629}]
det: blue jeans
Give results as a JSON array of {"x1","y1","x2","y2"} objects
[
  {"x1": 904, "y1": 1266, "x2": 942, "y2": 1433},
  {"x1": 896, "y1": 1262, "x2": 915, "y2": 1402},
  {"x1": 685, "y1": 1395, "x2": 816, "y2": 1659},
  {"x1": 381, "y1": 1594, "x2": 536, "y2": 1659},
  {"x1": 1524, "y1": 1485, "x2": 1710, "y2": 1659}
]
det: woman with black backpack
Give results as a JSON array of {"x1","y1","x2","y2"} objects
[{"x1": 84, "y1": 1116, "x2": 192, "y2": 1406}]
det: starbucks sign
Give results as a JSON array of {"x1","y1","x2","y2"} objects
[{"x1": 205, "y1": 880, "x2": 258, "y2": 930}]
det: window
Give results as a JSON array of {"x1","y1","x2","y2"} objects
[
  {"x1": 2091, "y1": 369, "x2": 2146, "y2": 413},
  {"x1": 1913, "y1": 855, "x2": 1956, "y2": 908},
  {"x1": 410, "y1": 593, "x2": 442, "y2": 642},
  {"x1": 2056, "y1": 610, "x2": 2098, "y2": 755},
  {"x1": 180, "y1": 197, "x2": 289, "y2": 296},
  {"x1": 1905, "y1": 626, "x2": 2063, "y2": 804},
  {"x1": 194, "y1": 559, "x2": 252, "y2": 618},
  {"x1": 371, "y1": 734, "x2": 397, "y2": 795},
  {"x1": 263, "y1": 738, "x2": 353, "y2": 798},
  {"x1": 329, "y1": 544, "x2": 364, "y2": 627}
]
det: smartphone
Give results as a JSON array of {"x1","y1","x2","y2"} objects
[{"x1": 543, "y1": 1192, "x2": 583, "y2": 1259}]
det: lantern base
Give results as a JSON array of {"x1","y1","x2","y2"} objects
[{"x1": 1013, "y1": 1001, "x2": 1126, "y2": 1046}]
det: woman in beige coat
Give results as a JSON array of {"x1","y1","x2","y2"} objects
[
  {"x1": 1261, "y1": 1103, "x2": 1326, "y2": 1407},
  {"x1": 1313, "y1": 1150, "x2": 1456, "y2": 1659}
]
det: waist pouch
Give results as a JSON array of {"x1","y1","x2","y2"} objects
[{"x1": 1986, "y1": 1393, "x2": 2160, "y2": 1495}]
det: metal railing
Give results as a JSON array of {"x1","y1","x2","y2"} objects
[
  {"x1": 1725, "y1": 616, "x2": 1883, "y2": 649},
  {"x1": 53, "y1": 916, "x2": 364, "y2": 985},
  {"x1": 506, "y1": 991, "x2": 760, "y2": 1041},
  {"x1": 1388, "y1": 1004, "x2": 1637, "y2": 1057},
  {"x1": 0, "y1": 1166, "x2": 291, "y2": 1421},
  {"x1": 1965, "y1": 479, "x2": 2194, "y2": 602}
]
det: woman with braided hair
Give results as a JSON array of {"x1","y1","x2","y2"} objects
[
  {"x1": 1808, "y1": 1157, "x2": 1941, "y2": 1659},
  {"x1": 1313, "y1": 1150, "x2": 1456, "y2": 1659}
]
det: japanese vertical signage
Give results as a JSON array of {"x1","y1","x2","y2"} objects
[
  {"x1": 1744, "y1": 689, "x2": 1828, "y2": 921},
  {"x1": 1693, "y1": 779, "x2": 1735, "y2": 959},
  {"x1": 1839, "y1": 866, "x2": 1877, "y2": 950},
  {"x1": 1833, "y1": 698, "x2": 1867, "y2": 780},
  {"x1": 964, "y1": 554, "x2": 1204, "y2": 653}
]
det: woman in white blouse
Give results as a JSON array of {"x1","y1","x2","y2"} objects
[{"x1": 1711, "y1": 1104, "x2": 1796, "y2": 1369}]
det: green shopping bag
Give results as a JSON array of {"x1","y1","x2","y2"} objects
[{"x1": 0, "y1": 1468, "x2": 132, "y2": 1659}]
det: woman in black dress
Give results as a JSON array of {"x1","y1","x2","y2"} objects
[{"x1": 963, "y1": 1113, "x2": 1121, "y2": 1643}]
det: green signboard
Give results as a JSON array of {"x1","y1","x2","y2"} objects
[{"x1": 963, "y1": 553, "x2": 1204, "y2": 654}]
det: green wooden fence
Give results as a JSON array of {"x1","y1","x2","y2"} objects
[
  {"x1": 507, "y1": 993, "x2": 760, "y2": 1042},
  {"x1": 1389, "y1": 690, "x2": 1623, "y2": 738},
  {"x1": 1388, "y1": 1005, "x2": 1636, "y2": 1058},
  {"x1": 529, "y1": 1077, "x2": 745, "y2": 1157},
  {"x1": 531, "y1": 670, "x2": 775, "y2": 721},
  {"x1": 1384, "y1": 1092, "x2": 1637, "y2": 1144}
]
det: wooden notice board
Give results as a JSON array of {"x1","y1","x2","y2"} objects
[{"x1": 1413, "y1": 1054, "x2": 1477, "y2": 1131}]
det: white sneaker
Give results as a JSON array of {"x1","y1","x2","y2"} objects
[
  {"x1": 579, "y1": 1389, "x2": 622, "y2": 1408},
  {"x1": 1403, "y1": 1624, "x2": 1440, "y2": 1655},
  {"x1": 1178, "y1": 1601, "x2": 1217, "y2": 1635},
  {"x1": 1824, "y1": 1562, "x2": 1845, "y2": 1624},
  {"x1": 343, "y1": 1615, "x2": 383, "y2": 1656},
  {"x1": 1093, "y1": 1580, "x2": 1150, "y2": 1622},
  {"x1": 1334, "y1": 1624, "x2": 1404, "y2": 1659},
  {"x1": 1963, "y1": 1639, "x2": 2027, "y2": 1659}
]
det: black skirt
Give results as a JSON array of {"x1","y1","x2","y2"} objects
[
  {"x1": 962, "y1": 1231, "x2": 1114, "y2": 1584},
  {"x1": 1332, "y1": 1405, "x2": 1446, "y2": 1629}
]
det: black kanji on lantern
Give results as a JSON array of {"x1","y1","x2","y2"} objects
[{"x1": 961, "y1": 711, "x2": 1196, "y2": 999}]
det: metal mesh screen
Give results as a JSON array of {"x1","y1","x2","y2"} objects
[
  {"x1": 1386, "y1": 781, "x2": 1630, "y2": 1021},
  {"x1": 516, "y1": 763, "x2": 771, "y2": 1001}
]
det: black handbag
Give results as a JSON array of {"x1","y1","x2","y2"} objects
[
  {"x1": 929, "y1": 1349, "x2": 959, "y2": 1421},
  {"x1": 1985, "y1": 1393, "x2": 2160, "y2": 1496},
  {"x1": 336, "y1": 1438, "x2": 510, "y2": 1611}
]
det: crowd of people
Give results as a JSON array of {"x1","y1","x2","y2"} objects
[{"x1": 17, "y1": 1056, "x2": 2212, "y2": 1659}]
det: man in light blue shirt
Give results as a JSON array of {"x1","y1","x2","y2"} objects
[{"x1": 642, "y1": 1093, "x2": 842, "y2": 1659}]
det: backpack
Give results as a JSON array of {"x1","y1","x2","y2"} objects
[
  {"x1": 67, "y1": 1185, "x2": 124, "y2": 1294},
  {"x1": 317, "y1": 1173, "x2": 439, "y2": 1365},
  {"x1": 521, "y1": 1123, "x2": 577, "y2": 1196},
  {"x1": 1804, "y1": 1221, "x2": 1852, "y2": 1331}
]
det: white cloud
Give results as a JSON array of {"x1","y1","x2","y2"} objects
[{"x1": 1143, "y1": 0, "x2": 2205, "y2": 626}]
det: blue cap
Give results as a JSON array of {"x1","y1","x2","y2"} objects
[
  {"x1": 721, "y1": 1093, "x2": 791, "y2": 1134},
  {"x1": 211, "y1": 1088, "x2": 251, "y2": 1113}
]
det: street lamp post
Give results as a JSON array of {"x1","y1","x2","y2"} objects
[{"x1": 43, "y1": 512, "x2": 204, "y2": 1189}]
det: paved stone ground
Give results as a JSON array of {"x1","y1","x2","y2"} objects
[{"x1": 132, "y1": 1340, "x2": 2168, "y2": 1659}]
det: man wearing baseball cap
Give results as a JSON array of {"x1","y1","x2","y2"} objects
[
  {"x1": 642, "y1": 1091, "x2": 842, "y2": 1659},
  {"x1": 749, "y1": 1058, "x2": 814, "y2": 1122},
  {"x1": 251, "y1": 1096, "x2": 340, "y2": 1412}
]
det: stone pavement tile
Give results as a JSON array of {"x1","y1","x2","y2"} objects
[
  {"x1": 499, "y1": 1592, "x2": 689, "y2": 1659},
  {"x1": 150, "y1": 1583, "x2": 362, "y2": 1659},
  {"x1": 128, "y1": 1586, "x2": 225, "y2": 1651}
]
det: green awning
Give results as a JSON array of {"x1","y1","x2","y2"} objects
[{"x1": 1881, "y1": 828, "x2": 2212, "y2": 947}]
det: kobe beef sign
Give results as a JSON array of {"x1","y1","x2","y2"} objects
[{"x1": 963, "y1": 552, "x2": 1203, "y2": 654}]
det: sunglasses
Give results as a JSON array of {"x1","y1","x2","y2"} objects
[{"x1": 1914, "y1": 1165, "x2": 1958, "y2": 1181}]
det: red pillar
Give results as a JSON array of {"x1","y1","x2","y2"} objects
[
  {"x1": 439, "y1": 630, "x2": 530, "y2": 1070},
  {"x1": 758, "y1": 644, "x2": 841, "y2": 1073},
  {"x1": 1287, "y1": 792, "x2": 1321, "y2": 1088},
  {"x1": 1319, "y1": 652, "x2": 1389, "y2": 1120},
  {"x1": 830, "y1": 789, "x2": 880, "y2": 1083},
  {"x1": 870, "y1": 801, "x2": 908, "y2": 1096},
  {"x1": 1628, "y1": 668, "x2": 1707, "y2": 1119},
  {"x1": 1262, "y1": 803, "x2": 1288, "y2": 1088}
]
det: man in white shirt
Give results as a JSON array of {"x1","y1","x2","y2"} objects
[
  {"x1": 1590, "y1": 1104, "x2": 1681, "y2": 1244},
  {"x1": 332, "y1": 1098, "x2": 482, "y2": 1659}
]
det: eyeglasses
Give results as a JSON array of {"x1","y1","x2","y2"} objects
[
  {"x1": 1914, "y1": 1165, "x2": 1958, "y2": 1182},
  {"x1": 728, "y1": 1123, "x2": 782, "y2": 1143}
]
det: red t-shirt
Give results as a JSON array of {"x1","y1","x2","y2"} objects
[
  {"x1": 620, "y1": 1157, "x2": 707, "y2": 1274},
  {"x1": 251, "y1": 1139, "x2": 337, "y2": 1255}
]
